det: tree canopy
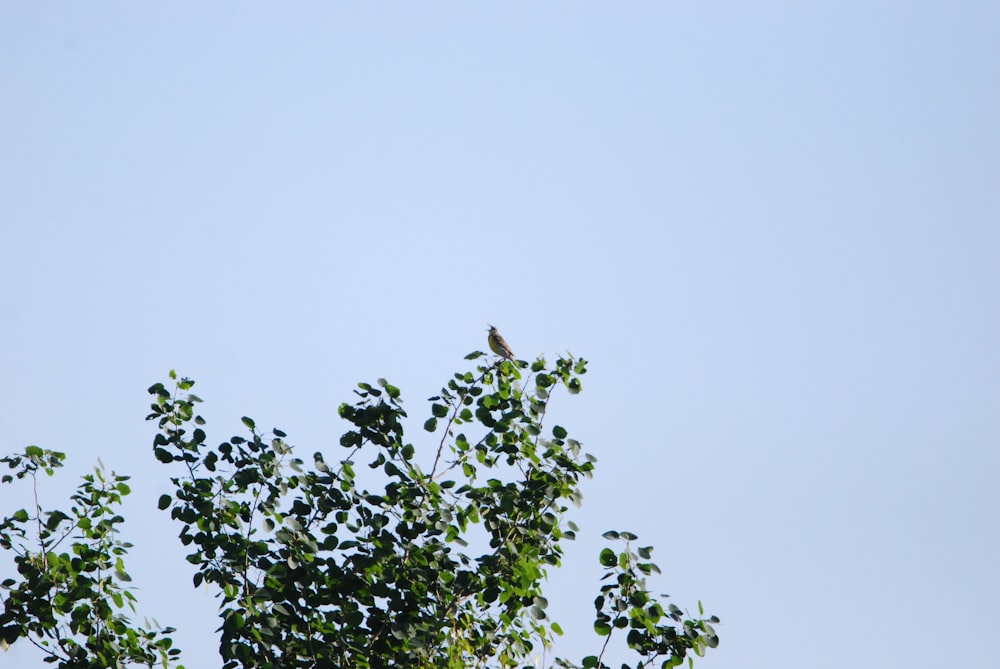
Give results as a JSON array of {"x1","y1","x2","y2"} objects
[{"x1": 1, "y1": 351, "x2": 719, "y2": 668}]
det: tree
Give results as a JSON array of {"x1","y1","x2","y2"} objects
[{"x1": 2, "y1": 351, "x2": 719, "y2": 668}]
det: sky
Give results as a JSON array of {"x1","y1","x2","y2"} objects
[{"x1": 1, "y1": 2, "x2": 998, "y2": 668}]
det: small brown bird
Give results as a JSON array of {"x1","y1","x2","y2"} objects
[{"x1": 487, "y1": 325, "x2": 515, "y2": 360}]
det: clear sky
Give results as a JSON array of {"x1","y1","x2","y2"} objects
[{"x1": 2, "y1": 3, "x2": 998, "y2": 668}]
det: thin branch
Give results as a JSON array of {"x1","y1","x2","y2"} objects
[
  {"x1": 431, "y1": 363, "x2": 491, "y2": 478},
  {"x1": 31, "y1": 471, "x2": 46, "y2": 570}
]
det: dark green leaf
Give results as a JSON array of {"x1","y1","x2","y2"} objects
[{"x1": 599, "y1": 548, "x2": 616, "y2": 567}]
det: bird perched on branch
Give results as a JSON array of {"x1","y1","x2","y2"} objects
[{"x1": 487, "y1": 325, "x2": 515, "y2": 360}]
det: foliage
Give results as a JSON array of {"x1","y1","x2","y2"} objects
[
  {"x1": 579, "y1": 531, "x2": 719, "y2": 669},
  {"x1": 0, "y1": 447, "x2": 180, "y2": 668},
  {"x1": 1, "y1": 350, "x2": 719, "y2": 668}
]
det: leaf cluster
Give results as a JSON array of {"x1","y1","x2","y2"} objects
[
  {"x1": 0, "y1": 448, "x2": 180, "y2": 668},
  {"x1": 573, "y1": 531, "x2": 720, "y2": 669},
  {"x1": 0, "y1": 350, "x2": 720, "y2": 669},
  {"x1": 144, "y1": 356, "x2": 601, "y2": 668}
]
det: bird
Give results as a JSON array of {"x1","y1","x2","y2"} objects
[{"x1": 487, "y1": 325, "x2": 515, "y2": 360}]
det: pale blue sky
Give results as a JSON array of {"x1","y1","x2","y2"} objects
[{"x1": 2, "y1": 3, "x2": 998, "y2": 668}]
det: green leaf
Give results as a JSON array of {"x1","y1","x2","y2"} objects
[
  {"x1": 157, "y1": 495, "x2": 171, "y2": 510},
  {"x1": 599, "y1": 548, "x2": 616, "y2": 567},
  {"x1": 378, "y1": 378, "x2": 401, "y2": 399},
  {"x1": 552, "y1": 425, "x2": 567, "y2": 439},
  {"x1": 423, "y1": 417, "x2": 438, "y2": 432},
  {"x1": 45, "y1": 510, "x2": 69, "y2": 530},
  {"x1": 602, "y1": 530, "x2": 620, "y2": 540},
  {"x1": 431, "y1": 403, "x2": 448, "y2": 418},
  {"x1": 242, "y1": 416, "x2": 256, "y2": 430}
]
